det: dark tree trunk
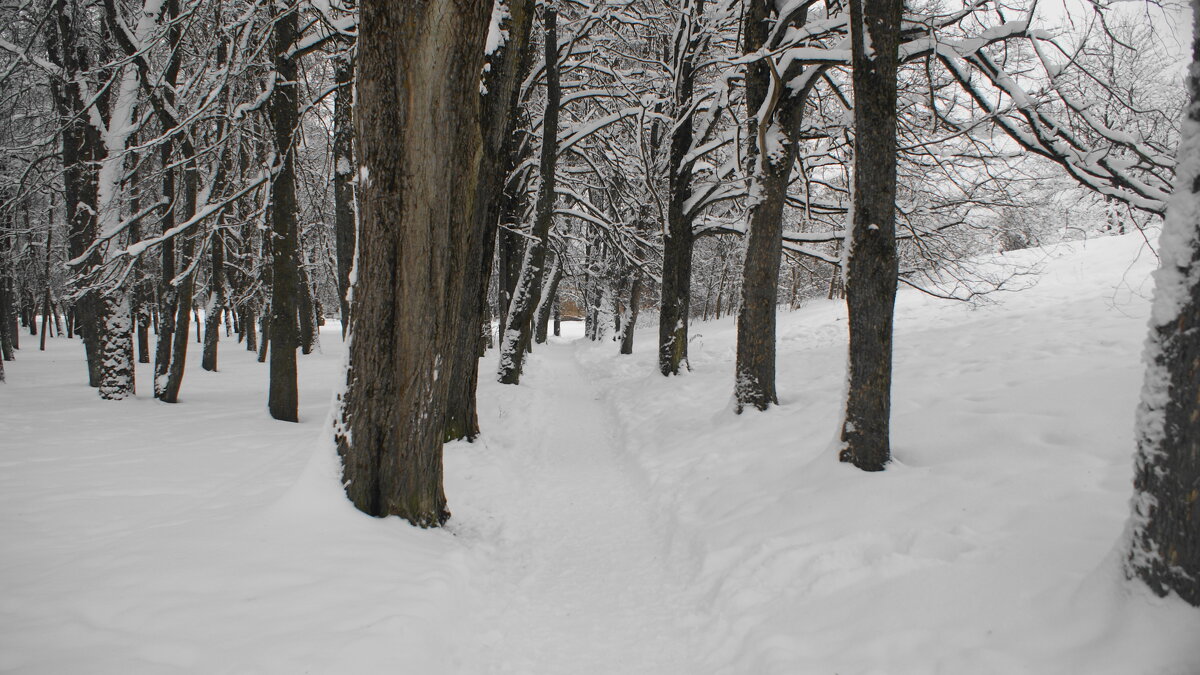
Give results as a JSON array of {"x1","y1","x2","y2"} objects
[
  {"x1": 838, "y1": 0, "x2": 902, "y2": 471},
  {"x1": 444, "y1": 0, "x2": 534, "y2": 442},
  {"x1": 497, "y1": 8, "x2": 560, "y2": 386},
  {"x1": 333, "y1": 53, "x2": 356, "y2": 338},
  {"x1": 47, "y1": 0, "x2": 102, "y2": 387},
  {"x1": 159, "y1": 163, "x2": 199, "y2": 404},
  {"x1": 657, "y1": 0, "x2": 705, "y2": 376},
  {"x1": 0, "y1": 231, "x2": 15, "y2": 361},
  {"x1": 202, "y1": 225, "x2": 225, "y2": 372},
  {"x1": 734, "y1": 0, "x2": 822, "y2": 412},
  {"x1": 1126, "y1": 13, "x2": 1200, "y2": 607},
  {"x1": 153, "y1": 0, "x2": 183, "y2": 399},
  {"x1": 243, "y1": 308, "x2": 257, "y2": 353},
  {"x1": 297, "y1": 261, "x2": 317, "y2": 355},
  {"x1": 336, "y1": 0, "x2": 490, "y2": 526},
  {"x1": 268, "y1": 2, "x2": 301, "y2": 422}
]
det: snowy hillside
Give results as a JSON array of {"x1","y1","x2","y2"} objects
[{"x1": 2, "y1": 231, "x2": 1198, "y2": 674}]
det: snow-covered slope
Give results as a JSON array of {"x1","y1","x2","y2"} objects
[{"x1": 1, "y1": 231, "x2": 1197, "y2": 674}]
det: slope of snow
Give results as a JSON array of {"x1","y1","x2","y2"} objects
[{"x1": 1, "y1": 231, "x2": 1198, "y2": 673}]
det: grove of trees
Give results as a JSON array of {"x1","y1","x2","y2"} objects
[{"x1": 0, "y1": 0, "x2": 1193, "y2": 604}]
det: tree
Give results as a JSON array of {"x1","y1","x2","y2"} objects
[
  {"x1": 1125, "y1": 2, "x2": 1200, "y2": 607},
  {"x1": 838, "y1": 0, "x2": 902, "y2": 471},
  {"x1": 497, "y1": 7, "x2": 561, "y2": 386},
  {"x1": 336, "y1": 0, "x2": 491, "y2": 526}
]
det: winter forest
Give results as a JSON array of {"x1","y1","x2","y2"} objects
[{"x1": 1, "y1": 0, "x2": 1199, "y2": 671}]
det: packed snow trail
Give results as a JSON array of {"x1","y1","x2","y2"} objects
[{"x1": 446, "y1": 339, "x2": 705, "y2": 674}]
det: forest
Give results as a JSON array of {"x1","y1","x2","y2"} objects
[{"x1": 0, "y1": 0, "x2": 1198, "y2": 672}]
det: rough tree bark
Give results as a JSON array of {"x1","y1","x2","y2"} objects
[
  {"x1": 445, "y1": 0, "x2": 534, "y2": 441},
  {"x1": 734, "y1": 0, "x2": 819, "y2": 412},
  {"x1": 838, "y1": 0, "x2": 902, "y2": 471},
  {"x1": 268, "y1": 1, "x2": 301, "y2": 422},
  {"x1": 497, "y1": 8, "x2": 560, "y2": 386},
  {"x1": 658, "y1": 0, "x2": 704, "y2": 376},
  {"x1": 1126, "y1": 8, "x2": 1200, "y2": 607},
  {"x1": 47, "y1": 0, "x2": 102, "y2": 388},
  {"x1": 336, "y1": 0, "x2": 491, "y2": 526}
]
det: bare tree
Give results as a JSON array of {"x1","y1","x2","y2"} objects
[
  {"x1": 1125, "y1": 0, "x2": 1200, "y2": 607},
  {"x1": 336, "y1": 0, "x2": 491, "y2": 526}
]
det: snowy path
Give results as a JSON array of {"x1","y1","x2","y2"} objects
[{"x1": 448, "y1": 343, "x2": 703, "y2": 674}]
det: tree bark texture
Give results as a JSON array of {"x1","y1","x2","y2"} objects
[
  {"x1": 268, "y1": 3, "x2": 301, "y2": 422},
  {"x1": 839, "y1": 0, "x2": 902, "y2": 471},
  {"x1": 445, "y1": 0, "x2": 534, "y2": 441},
  {"x1": 1126, "y1": 11, "x2": 1200, "y2": 606},
  {"x1": 47, "y1": 0, "x2": 102, "y2": 388},
  {"x1": 336, "y1": 0, "x2": 490, "y2": 526},
  {"x1": 657, "y1": 1, "x2": 704, "y2": 377},
  {"x1": 497, "y1": 8, "x2": 560, "y2": 386}
]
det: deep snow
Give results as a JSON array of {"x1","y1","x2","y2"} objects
[{"x1": 2, "y1": 231, "x2": 1199, "y2": 674}]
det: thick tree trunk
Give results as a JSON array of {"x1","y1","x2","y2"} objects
[
  {"x1": 838, "y1": 0, "x2": 902, "y2": 471},
  {"x1": 97, "y1": 291, "x2": 135, "y2": 399},
  {"x1": 444, "y1": 0, "x2": 534, "y2": 442},
  {"x1": 1126, "y1": 14, "x2": 1200, "y2": 607},
  {"x1": 48, "y1": 0, "x2": 102, "y2": 387},
  {"x1": 268, "y1": 3, "x2": 301, "y2": 422},
  {"x1": 657, "y1": 1, "x2": 704, "y2": 376},
  {"x1": 332, "y1": 54, "x2": 356, "y2": 338},
  {"x1": 336, "y1": 0, "x2": 490, "y2": 526},
  {"x1": 497, "y1": 8, "x2": 561, "y2": 385},
  {"x1": 734, "y1": 0, "x2": 820, "y2": 412}
]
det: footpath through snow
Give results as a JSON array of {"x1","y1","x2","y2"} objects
[
  {"x1": 2, "y1": 231, "x2": 1200, "y2": 673},
  {"x1": 447, "y1": 345, "x2": 704, "y2": 674}
]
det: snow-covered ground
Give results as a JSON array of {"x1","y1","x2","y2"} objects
[{"x1": 2, "y1": 231, "x2": 1199, "y2": 674}]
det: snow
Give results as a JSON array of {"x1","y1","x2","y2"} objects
[{"x1": 2, "y1": 232, "x2": 1200, "y2": 673}]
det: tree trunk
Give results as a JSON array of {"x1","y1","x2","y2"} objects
[
  {"x1": 47, "y1": 0, "x2": 102, "y2": 387},
  {"x1": 838, "y1": 0, "x2": 902, "y2": 471},
  {"x1": 534, "y1": 252, "x2": 563, "y2": 345},
  {"x1": 444, "y1": 0, "x2": 534, "y2": 442},
  {"x1": 159, "y1": 162, "x2": 199, "y2": 405},
  {"x1": 244, "y1": 308, "x2": 257, "y2": 353},
  {"x1": 1126, "y1": 11, "x2": 1200, "y2": 607},
  {"x1": 97, "y1": 291, "x2": 135, "y2": 399},
  {"x1": 333, "y1": 53, "x2": 356, "y2": 338},
  {"x1": 202, "y1": 225, "x2": 224, "y2": 371},
  {"x1": 497, "y1": 8, "x2": 561, "y2": 385},
  {"x1": 268, "y1": 2, "x2": 301, "y2": 422},
  {"x1": 297, "y1": 261, "x2": 317, "y2": 355},
  {"x1": 734, "y1": 0, "x2": 819, "y2": 413},
  {"x1": 619, "y1": 275, "x2": 641, "y2": 355},
  {"x1": 336, "y1": 0, "x2": 490, "y2": 526},
  {"x1": 657, "y1": 1, "x2": 704, "y2": 376}
]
